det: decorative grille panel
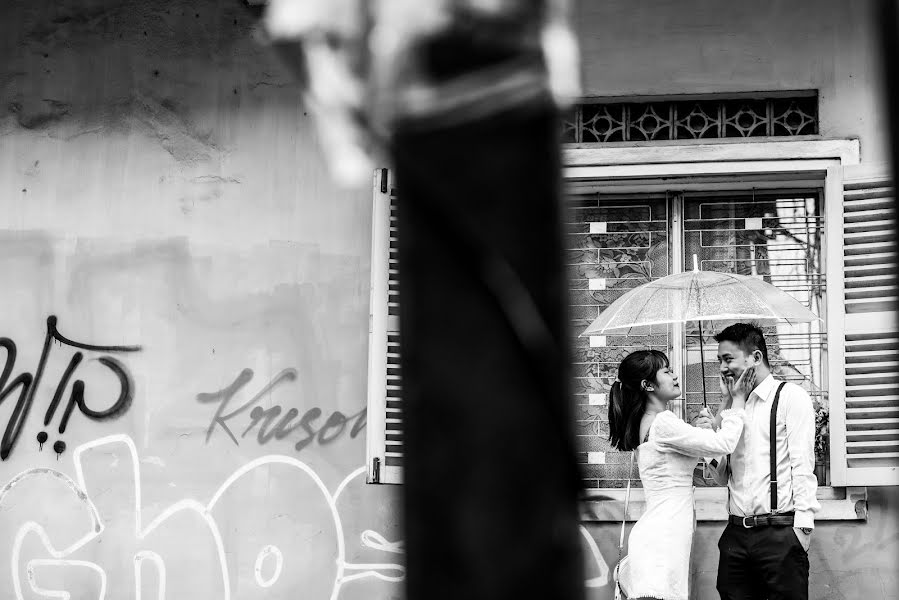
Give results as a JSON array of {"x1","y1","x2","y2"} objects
[
  {"x1": 682, "y1": 191, "x2": 827, "y2": 484},
  {"x1": 565, "y1": 193, "x2": 671, "y2": 489},
  {"x1": 567, "y1": 189, "x2": 828, "y2": 489},
  {"x1": 562, "y1": 94, "x2": 818, "y2": 143}
]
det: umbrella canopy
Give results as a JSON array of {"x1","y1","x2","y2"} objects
[
  {"x1": 582, "y1": 269, "x2": 820, "y2": 336},
  {"x1": 582, "y1": 260, "x2": 821, "y2": 407}
]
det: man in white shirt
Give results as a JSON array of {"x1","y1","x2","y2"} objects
[{"x1": 700, "y1": 322, "x2": 820, "y2": 600}]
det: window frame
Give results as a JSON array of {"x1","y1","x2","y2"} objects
[
  {"x1": 366, "y1": 137, "x2": 876, "y2": 520},
  {"x1": 565, "y1": 137, "x2": 868, "y2": 521}
]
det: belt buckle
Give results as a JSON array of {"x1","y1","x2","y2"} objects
[{"x1": 741, "y1": 516, "x2": 755, "y2": 528}]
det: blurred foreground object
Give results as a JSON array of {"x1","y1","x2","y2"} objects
[
  {"x1": 259, "y1": 2, "x2": 586, "y2": 599},
  {"x1": 260, "y1": 0, "x2": 580, "y2": 186}
]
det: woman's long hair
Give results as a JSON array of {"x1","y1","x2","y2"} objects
[{"x1": 608, "y1": 349, "x2": 669, "y2": 451}]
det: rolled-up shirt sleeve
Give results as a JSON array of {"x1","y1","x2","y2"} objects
[
  {"x1": 653, "y1": 409, "x2": 746, "y2": 457},
  {"x1": 785, "y1": 389, "x2": 821, "y2": 529}
]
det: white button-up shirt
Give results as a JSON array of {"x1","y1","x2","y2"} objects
[{"x1": 710, "y1": 374, "x2": 821, "y2": 529}]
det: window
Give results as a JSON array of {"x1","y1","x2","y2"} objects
[
  {"x1": 567, "y1": 188, "x2": 826, "y2": 489},
  {"x1": 366, "y1": 140, "x2": 898, "y2": 506}
]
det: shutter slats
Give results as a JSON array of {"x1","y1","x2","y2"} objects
[
  {"x1": 844, "y1": 299, "x2": 898, "y2": 314},
  {"x1": 384, "y1": 187, "x2": 403, "y2": 479},
  {"x1": 847, "y1": 417, "x2": 899, "y2": 429},
  {"x1": 847, "y1": 454, "x2": 899, "y2": 468},
  {"x1": 845, "y1": 373, "x2": 899, "y2": 386},
  {"x1": 844, "y1": 276, "x2": 898, "y2": 290},
  {"x1": 845, "y1": 394, "x2": 899, "y2": 406},
  {"x1": 847, "y1": 428, "x2": 899, "y2": 440},
  {"x1": 366, "y1": 169, "x2": 403, "y2": 483},
  {"x1": 844, "y1": 265, "x2": 898, "y2": 279},
  {"x1": 843, "y1": 183, "x2": 893, "y2": 196},
  {"x1": 846, "y1": 407, "x2": 899, "y2": 419},
  {"x1": 843, "y1": 231, "x2": 896, "y2": 245},
  {"x1": 835, "y1": 171, "x2": 899, "y2": 485},
  {"x1": 844, "y1": 251, "x2": 897, "y2": 267},
  {"x1": 847, "y1": 350, "x2": 899, "y2": 364},
  {"x1": 845, "y1": 360, "x2": 899, "y2": 375},
  {"x1": 846, "y1": 440, "x2": 899, "y2": 453},
  {"x1": 844, "y1": 219, "x2": 896, "y2": 234}
]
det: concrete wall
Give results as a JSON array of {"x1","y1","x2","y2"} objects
[
  {"x1": 574, "y1": 1, "x2": 899, "y2": 598},
  {"x1": 582, "y1": 487, "x2": 899, "y2": 599},
  {"x1": 0, "y1": 1, "x2": 402, "y2": 598},
  {"x1": 575, "y1": 0, "x2": 890, "y2": 165}
]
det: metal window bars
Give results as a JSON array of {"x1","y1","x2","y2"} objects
[{"x1": 562, "y1": 94, "x2": 819, "y2": 143}]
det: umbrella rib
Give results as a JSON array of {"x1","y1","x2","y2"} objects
[
  {"x1": 688, "y1": 270, "x2": 700, "y2": 321},
  {"x1": 729, "y1": 273, "x2": 778, "y2": 320},
  {"x1": 590, "y1": 285, "x2": 641, "y2": 334},
  {"x1": 598, "y1": 278, "x2": 669, "y2": 332},
  {"x1": 602, "y1": 281, "x2": 658, "y2": 333},
  {"x1": 635, "y1": 282, "x2": 671, "y2": 328}
]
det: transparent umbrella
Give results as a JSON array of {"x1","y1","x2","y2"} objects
[{"x1": 582, "y1": 256, "x2": 820, "y2": 405}]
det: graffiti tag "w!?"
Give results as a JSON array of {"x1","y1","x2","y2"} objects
[{"x1": 0, "y1": 316, "x2": 140, "y2": 461}]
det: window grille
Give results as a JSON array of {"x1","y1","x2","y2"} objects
[
  {"x1": 562, "y1": 94, "x2": 818, "y2": 143},
  {"x1": 566, "y1": 194, "x2": 671, "y2": 488},
  {"x1": 566, "y1": 189, "x2": 827, "y2": 489}
]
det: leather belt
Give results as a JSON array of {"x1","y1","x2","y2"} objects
[{"x1": 729, "y1": 512, "x2": 795, "y2": 528}]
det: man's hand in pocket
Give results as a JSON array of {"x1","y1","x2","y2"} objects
[{"x1": 793, "y1": 527, "x2": 811, "y2": 552}]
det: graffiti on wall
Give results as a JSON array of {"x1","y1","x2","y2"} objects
[
  {"x1": 0, "y1": 435, "x2": 610, "y2": 599},
  {"x1": 0, "y1": 316, "x2": 141, "y2": 461},
  {"x1": 0, "y1": 319, "x2": 610, "y2": 598},
  {"x1": 198, "y1": 368, "x2": 366, "y2": 452},
  {"x1": 0, "y1": 434, "x2": 405, "y2": 600}
]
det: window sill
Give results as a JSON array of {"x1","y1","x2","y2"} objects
[
  {"x1": 579, "y1": 486, "x2": 867, "y2": 522},
  {"x1": 561, "y1": 137, "x2": 860, "y2": 166}
]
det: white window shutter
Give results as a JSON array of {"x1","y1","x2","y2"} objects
[
  {"x1": 829, "y1": 164, "x2": 899, "y2": 486},
  {"x1": 366, "y1": 168, "x2": 403, "y2": 484}
]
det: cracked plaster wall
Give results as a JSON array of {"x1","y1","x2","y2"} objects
[
  {"x1": 575, "y1": 0, "x2": 889, "y2": 165},
  {"x1": 0, "y1": 1, "x2": 399, "y2": 599}
]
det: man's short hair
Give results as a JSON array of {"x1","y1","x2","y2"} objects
[{"x1": 714, "y1": 322, "x2": 770, "y2": 367}]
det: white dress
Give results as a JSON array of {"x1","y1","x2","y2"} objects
[{"x1": 620, "y1": 409, "x2": 745, "y2": 600}]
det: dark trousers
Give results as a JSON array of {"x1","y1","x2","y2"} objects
[{"x1": 717, "y1": 523, "x2": 809, "y2": 600}]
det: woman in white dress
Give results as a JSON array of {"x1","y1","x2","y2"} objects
[{"x1": 609, "y1": 350, "x2": 752, "y2": 600}]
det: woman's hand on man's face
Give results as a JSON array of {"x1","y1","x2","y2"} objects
[
  {"x1": 719, "y1": 372, "x2": 732, "y2": 400},
  {"x1": 729, "y1": 366, "x2": 756, "y2": 405}
]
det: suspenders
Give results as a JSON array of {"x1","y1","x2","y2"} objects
[
  {"x1": 722, "y1": 380, "x2": 787, "y2": 515},
  {"x1": 769, "y1": 381, "x2": 787, "y2": 512}
]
